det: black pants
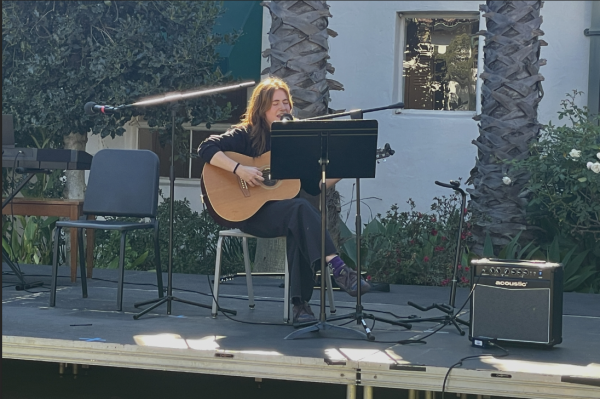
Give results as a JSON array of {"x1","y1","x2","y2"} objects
[{"x1": 234, "y1": 198, "x2": 337, "y2": 304}]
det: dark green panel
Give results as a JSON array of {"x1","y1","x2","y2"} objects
[{"x1": 215, "y1": 1, "x2": 262, "y2": 82}]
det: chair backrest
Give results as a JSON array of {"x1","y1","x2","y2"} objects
[{"x1": 83, "y1": 149, "x2": 160, "y2": 218}]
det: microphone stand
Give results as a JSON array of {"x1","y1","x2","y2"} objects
[
  {"x1": 87, "y1": 81, "x2": 255, "y2": 320},
  {"x1": 403, "y1": 180, "x2": 470, "y2": 334},
  {"x1": 286, "y1": 103, "x2": 411, "y2": 341}
]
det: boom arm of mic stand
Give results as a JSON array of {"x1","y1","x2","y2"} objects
[{"x1": 304, "y1": 102, "x2": 404, "y2": 121}]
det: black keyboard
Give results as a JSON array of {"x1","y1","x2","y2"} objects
[{"x1": 2, "y1": 147, "x2": 93, "y2": 170}]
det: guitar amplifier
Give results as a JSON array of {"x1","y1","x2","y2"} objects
[{"x1": 469, "y1": 259, "x2": 563, "y2": 347}]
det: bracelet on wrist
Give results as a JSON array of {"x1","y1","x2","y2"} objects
[{"x1": 233, "y1": 163, "x2": 241, "y2": 175}]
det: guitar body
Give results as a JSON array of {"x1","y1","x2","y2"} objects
[{"x1": 201, "y1": 151, "x2": 301, "y2": 223}]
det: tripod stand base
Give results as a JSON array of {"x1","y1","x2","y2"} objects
[
  {"x1": 284, "y1": 321, "x2": 368, "y2": 340},
  {"x1": 405, "y1": 304, "x2": 469, "y2": 336},
  {"x1": 2, "y1": 253, "x2": 44, "y2": 290},
  {"x1": 133, "y1": 295, "x2": 236, "y2": 320}
]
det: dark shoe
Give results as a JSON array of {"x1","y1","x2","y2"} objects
[
  {"x1": 329, "y1": 264, "x2": 370, "y2": 297},
  {"x1": 292, "y1": 301, "x2": 317, "y2": 325}
]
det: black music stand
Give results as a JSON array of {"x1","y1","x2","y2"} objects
[
  {"x1": 270, "y1": 119, "x2": 377, "y2": 340},
  {"x1": 280, "y1": 107, "x2": 412, "y2": 340}
]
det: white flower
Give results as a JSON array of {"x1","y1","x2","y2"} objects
[
  {"x1": 502, "y1": 176, "x2": 512, "y2": 185},
  {"x1": 588, "y1": 162, "x2": 594, "y2": 170},
  {"x1": 597, "y1": 152, "x2": 600, "y2": 160},
  {"x1": 569, "y1": 149, "x2": 581, "y2": 158},
  {"x1": 591, "y1": 162, "x2": 600, "y2": 174}
]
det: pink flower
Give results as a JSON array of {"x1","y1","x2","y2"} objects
[
  {"x1": 441, "y1": 236, "x2": 448, "y2": 241},
  {"x1": 461, "y1": 276, "x2": 469, "y2": 284},
  {"x1": 367, "y1": 275, "x2": 372, "y2": 281},
  {"x1": 441, "y1": 279, "x2": 450, "y2": 286},
  {"x1": 465, "y1": 266, "x2": 470, "y2": 272},
  {"x1": 423, "y1": 256, "x2": 430, "y2": 262},
  {"x1": 434, "y1": 246, "x2": 444, "y2": 252},
  {"x1": 457, "y1": 264, "x2": 462, "y2": 270},
  {"x1": 431, "y1": 229, "x2": 438, "y2": 236}
]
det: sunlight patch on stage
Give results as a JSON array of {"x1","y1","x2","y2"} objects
[
  {"x1": 237, "y1": 350, "x2": 282, "y2": 356},
  {"x1": 134, "y1": 333, "x2": 189, "y2": 349},
  {"x1": 133, "y1": 334, "x2": 282, "y2": 355},
  {"x1": 186, "y1": 335, "x2": 224, "y2": 350},
  {"x1": 482, "y1": 358, "x2": 600, "y2": 377},
  {"x1": 325, "y1": 348, "x2": 407, "y2": 364}
]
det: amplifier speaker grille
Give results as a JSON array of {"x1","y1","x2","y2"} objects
[{"x1": 472, "y1": 284, "x2": 550, "y2": 343}]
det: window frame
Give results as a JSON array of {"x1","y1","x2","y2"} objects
[{"x1": 394, "y1": 10, "x2": 484, "y2": 117}]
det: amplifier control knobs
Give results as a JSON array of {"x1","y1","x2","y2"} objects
[{"x1": 504, "y1": 268, "x2": 509, "y2": 275}]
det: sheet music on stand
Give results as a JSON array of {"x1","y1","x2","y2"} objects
[{"x1": 270, "y1": 119, "x2": 379, "y2": 180}]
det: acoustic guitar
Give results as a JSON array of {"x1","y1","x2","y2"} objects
[{"x1": 201, "y1": 144, "x2": 395, "y2": 224}]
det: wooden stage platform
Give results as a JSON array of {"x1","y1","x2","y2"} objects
[{"x1": 2, "y1": 263, "x2": 599, "y2": 399}]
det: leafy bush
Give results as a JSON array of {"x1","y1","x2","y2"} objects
[
  {"x1": 2, "y1": 168, "x2": 66, "y2": 266},
  {"x1": 508, "y1": 90, "x2": 600, "y2": 291},
  {"x1": 340, "y1": 193, "x2": 474, "y2": 287},
  {"x1": 2, "y1": 215, "x2": 62, "y2": 265}
]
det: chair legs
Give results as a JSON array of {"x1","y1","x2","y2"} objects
[
  {"x1": 242, "y1": 237, "x2": 255, "y2": 309},
  {"x1": 49, "y1": 226, "x2": 61, "y2": 307},
  {"x1": 211, "y1": 231, "x2": 336, "y2": 323},
  {"x1": 211, "y1": 236, "x2": 224, "y2": 317},
  {"x1": 49, "y1": 223, "x2": 163, "y2": 311},
  {"x1": 116, "y1": 231, "x2": 127, "y2": 311},
  {"x1": 78, "y1": 227, "x2": 88, "y2": 298}
]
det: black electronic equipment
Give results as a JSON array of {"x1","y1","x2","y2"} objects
[{"x1": 470, "y1": 258, "x2": 563, "y2": 347}]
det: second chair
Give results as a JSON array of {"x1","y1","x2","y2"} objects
[{"x1": 49, "y1": 149, "x2": 164, "y2": 311}]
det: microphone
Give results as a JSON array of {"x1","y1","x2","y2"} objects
[
  {"x1": 280, "y1": 113, "x2": 294, "y2": 121},
  {"x1": 84, "y1": 102, "x2": 121, "y2": 115}
]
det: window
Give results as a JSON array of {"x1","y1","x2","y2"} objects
[{"x1": 401, "y1": 14, "x2": 480, "y2": 111}]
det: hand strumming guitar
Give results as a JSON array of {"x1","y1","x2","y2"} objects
[{"x1": 234, "y1": 164, "x2": 264, "y2": 187}]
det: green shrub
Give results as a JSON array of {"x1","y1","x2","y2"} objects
[
  {"x1": 340, "y1": 193, "x2": 474, "y2": 287},
  {"x1": 508, "y1": 90, "x2": 600, "y2": 291}
]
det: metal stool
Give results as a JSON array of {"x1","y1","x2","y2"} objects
[{"x1": 212, "y1": 229, "x2": 336, "y2": 322}]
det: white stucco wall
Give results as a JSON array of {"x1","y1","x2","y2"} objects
[
  {"x1": 87, "y1": 0, "x2": 593, "y2": 224},
  {"x1": 261, "y1": 1, "x2": 593, "y2": 225}
]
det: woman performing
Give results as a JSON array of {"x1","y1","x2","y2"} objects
[{"x1": 198, "y1": 77, "x2": 370, "y2": 325}]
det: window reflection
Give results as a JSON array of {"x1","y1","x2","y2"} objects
[{"x1": 403, "y1": 17, "x2": 479, "y2": 111}]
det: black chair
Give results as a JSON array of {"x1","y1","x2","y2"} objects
[{"x1": 49, "y1": 149, "x2": 164, "y2": 310}]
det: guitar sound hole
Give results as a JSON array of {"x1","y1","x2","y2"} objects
[{"x1": 261, "y1": 168, "x2": 278, "y2": 187}]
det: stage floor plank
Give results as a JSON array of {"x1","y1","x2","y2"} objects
[{"x1": 3, "y1": 264, "x2": 600, "y2": 399}]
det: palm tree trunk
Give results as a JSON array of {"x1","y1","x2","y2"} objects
[
  {"x1": 467, "y1": 0, "x2": 547, "y2": 255},
  {"x1": 254, "y1": 0, "x2": 343, "y2": 272}
]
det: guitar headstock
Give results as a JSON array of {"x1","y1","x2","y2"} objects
[{"x1": 376, "y1": 143, "x2": 395, "y2": 162}]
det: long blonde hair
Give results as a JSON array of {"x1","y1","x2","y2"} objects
[{"x1": 234, "y1": 77, "x2": 293, "y2": 155}]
